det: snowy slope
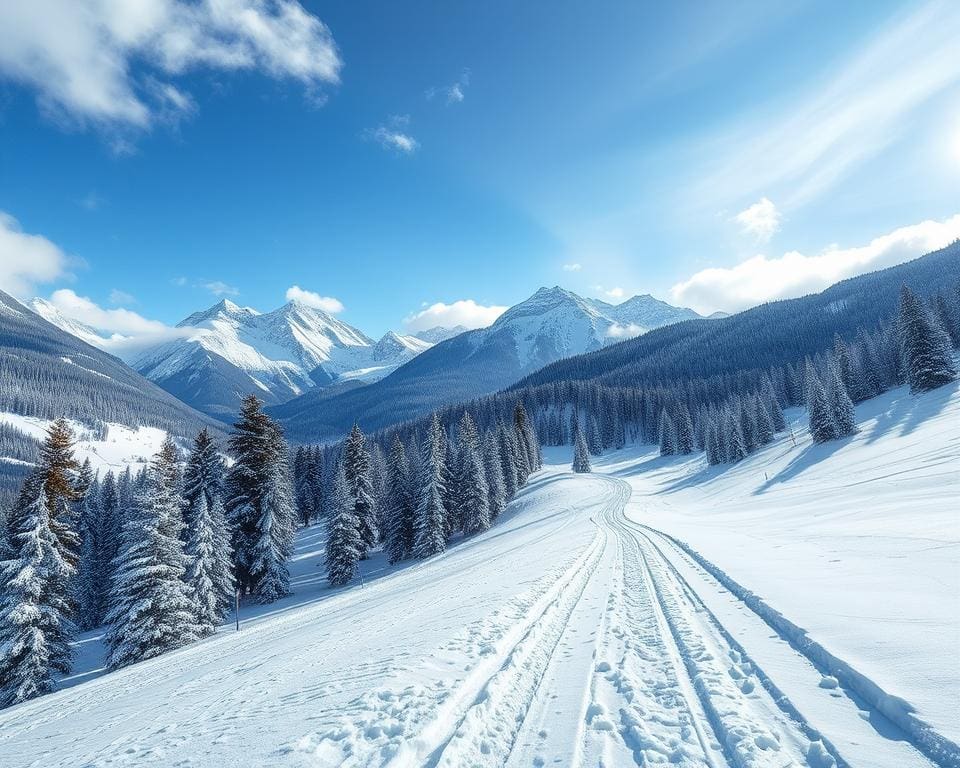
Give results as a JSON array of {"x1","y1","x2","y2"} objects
[
  {"x1": 29, "y1": 298, "x2": 110, "y2": 349},
  {"x1": 274, "y1": 287, "x2": 703, "y2": 442},
  {"x1": 4, "y1": 380, "x2": 955, "y2": 767},
  {"x1": 127, "y1": 299, "x2": 434, "y2": 419}
]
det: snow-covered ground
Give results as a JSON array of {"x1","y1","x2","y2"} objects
[
  {"x1": 0, "y1": 412, "x2": 169, "y2": 476},
  {"x1": 1, "y1": 382, "x2": 956, "y2": 767}
]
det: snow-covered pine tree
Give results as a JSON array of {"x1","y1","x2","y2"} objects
[
  {"x1": 658, "y1": 409, "x2": 676, "y2": 456},
  {"x1": 897, "y1": 286, "x2": 957, "y2": 393},
  {"x1": 933, "y1": 292, "x2": 960, "y2": 348},
  {"x1": 224, "y1": 396, "x2": 295, "y2": 599},
  {"x1": 74, "y1": 471, "x2": 104, "y2": 631},
  {"x1": 325, "y1": 463, "x2": 361, "y2": 586},
  {"x1": 383, "y1": 436, "x2": 414, "y2": 564},
  {"x1": 293, "y1": 446, "x2": 314, "y2": 526},
  {"x1": 827, "y1": 356, "x2": 857, "y2": 438},
  {"x1": 587, "y1": 415, "x2": 603, "y2": 457},
  {"x1": 755, "y1": 394, "x2": 775, "y2": 446},
  {"x1": 761, "y1": 375, "x2": 787, "y2": 432},
  {"x1": 183, "y1": 428, "x2": 235, "y2": 620},
  {"x1": 675, "y1": 404, "x2": 694, "y2": 455},
  {"x1": 414, "y1": 414, "x2": 447, "y2": 558},
  {"x1": 482, "y1": 431, "x2": 507, "y2": 520},
  {"x1": 0, "y1": 472, "x2": 73, "y2": 707},
  {"x1": 705, "y1": 416, "x2": 723, "y2": 465},
  {"x1": 725, "y1": 406, "x2": 748, "y2": 462},
  {"x1": 250, "y1": 425, "x2": 295, "y2": 603},
  {"x1": 497, "y1": 423, "x2": 520, "y2": 499},
  {"x1": 308, "y1": 447, "x2": 327, "y2": 521},
  {"x1": 806, "y1": 363, "x2": 838, "y2": 443},
  {"x1": 457, "y1": 413, "x2": 490, "y2": 536},
  {"x1": 104, "y1": 438, "x2": 198, "y2": 670},
  {"x1": 514, "y1": 402, "x2": 541, "y2": 473},
  {"x1": 344, "y1": 424, "x2": 378, "y2": 556},
  {"x1": 183, "y1": 429, "x2": 234, "y2": 631},
  {"x1": 572, "y1": 422, "x2": 591, "y2": 473}
]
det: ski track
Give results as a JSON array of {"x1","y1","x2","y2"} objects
[{"x1": 1, "y1": 468, "x2": 949, "y2": 768}]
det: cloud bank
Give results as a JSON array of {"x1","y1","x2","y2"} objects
[
  {"x1": 0, "y1": 0, "x2": 342, "y2": 129},
  {"x1": 286, "y1": 285, "x2": 344, "y2": 313},
  {"x1": 0, "y1": 212, "x2": 70, "y2": 297},
  {"x1": 671, "y1": 213, "x2": 960, "y2": 314}
]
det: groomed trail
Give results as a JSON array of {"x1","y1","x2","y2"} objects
[{"x1": 1, "y1": 465, "x2": 954, "y2": 767}]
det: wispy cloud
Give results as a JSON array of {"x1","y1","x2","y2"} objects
[
  {"x1": 204, "y1": 280, "x2": 239, "y2": 297},
  {"x1": 404, "y1": 299, "x2": 506, "y2": 332},
  {"x1": 562, "y1": 263, "x2": 582, "y2": 272},
  {"x1": 671, "y1": 212, "x2": 960, "y2": 314},
  {"x1": 733, "y1": 197, "x2": 780, "y2": 242},
  {"x1": 369, "y1": 115, "x2": 419, "y2": 154},
  {"x1": 426, "y1": 70, "x2": 470, "y2": 105},
  {"x1": 0, "y1": 0, "x2": 341, "y2": 132},
  {"x1": 698, "y1": 2, "x2": 960, "y2": 211},
  {"x1": 285, "y1": 285, "x2": 344, "y2": 313},
  {"x1": 0, "y1": 211, "x2": 69, "y2": 297}
]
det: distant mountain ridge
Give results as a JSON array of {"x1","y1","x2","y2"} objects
[
  {"x1": 36, "y1": 297, "x2": 435, "y2": 421},
  {"x1": 272, "y1": 286, "x2": 705, "y2": 442}
]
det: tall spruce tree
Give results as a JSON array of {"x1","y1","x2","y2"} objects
[
  {"x1": 482, "y1": 431, "x2": 507, "y2": 520},
  {"x1": 325, "y1": 464, "x2": 361, "y2": 586},
  {"x1": 897, "y1": 286, "x2": 957, "y2": 393},
  {"x1": 383, "y1": 436, "x2": 415, "y2": 564},
  {"x1": 0, "y1": 473, "x2": 73, "y2": 707},
  {"x1": 827, "y1": 356, "x2": 857, "y2": 438},
  {"x1": 104, "y1": 439, "x2": 198, "y2": 670},
  {"x1": 658, "y1": 409, "x2": 676, "y2": 456},
  {"x1": 457, "y1": 413, "x2": 490, "y2": 535},
  {"x1": 414, "y1": 415, "x2": 447, "y2": 558},
  {"x1": 572, "y1": 423, "x2": 591, "y2": 473},
  {"x1": 807, "y1": 363, "x2": 838, "y2": 443},
  {"x1": 183, "y1": 429, "x2": 234, "y2": 631},
  {"x1": 343, "y1": 424, "x2": 378, "y2": 557},
  {"x1": 224, "y1": 396, "x2": 295, "y2": 601}
]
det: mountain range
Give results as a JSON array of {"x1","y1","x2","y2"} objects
[
  {"x1": 271, "y1": 287, "x2": 706, "y2": 441},
  {"x1": 31, "y1": 286, "x2": 704, "y2": 436}
]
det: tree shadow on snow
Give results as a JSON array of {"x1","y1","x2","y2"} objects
[{"x1": 861, "y1": 379, "x2": 957, "y2": 446}]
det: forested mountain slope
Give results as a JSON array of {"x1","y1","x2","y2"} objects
[
  {"x1": 0, "y1": 290, "x2": 224, "y2": 500},
  {"x1": 515, "y1": 241, "x2": 960, "y2": 391}
]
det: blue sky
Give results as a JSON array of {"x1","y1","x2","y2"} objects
[{"x1": 1, "y1": 0, "x2": 959, "y2": 341}]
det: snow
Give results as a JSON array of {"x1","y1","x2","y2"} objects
[
  {"x1": 1, "y1": 381, "x2": 956, "y2": 767},
  {"x1": 0, "y1": 412, "x2": 169, "y2": 476}
]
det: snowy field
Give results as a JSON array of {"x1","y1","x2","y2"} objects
[{"x1": 1, "y1": 383, "x2": 957, "y2": 767}]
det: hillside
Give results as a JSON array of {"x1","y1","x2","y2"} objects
[
  {"x1": 1, "y1": 379, "x2": 955, "y2": 767},
  {"x1": 0, "y1": 289, "x2": 224, "y2": 501}
]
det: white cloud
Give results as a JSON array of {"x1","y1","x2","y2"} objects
[
  {"x1": 671, "y1": 213, "x2": 960, "y2": 314},
  {"x1": 606, "y1": 322, "x2": 644, "y2": 340},
  {"x1": 733, "y1": 197, "x2": 780, "y2": 242},
  {"x1": 605, "y1": 287, "x2": 625, "y2": 299},
  {"x1": 698, "y1": 2, "x2": 960, "y2": 209},
  {"x1": 285, "y1": 285, "x2": 344, "y2": 313},
  {"x1": 0, "y1": 212, "x2": 70, "y2": 297},
  {"x1": 562, "y1": 263, "x2": 582, "y2": 272},
  {"x1": 370, "y1": 115, "x2": 418, "y2": 153},
  {"x1": 0, "y1": 0, "x2": 342, "y2": 129},
  {"x1": 203, "y1": 280, "x2": 239, "y2": 296},
  {"x1": 426, "y1": 70, "x2": 470, "y2": 105},
  {"x1": 404, "y1": 299, "x2": 507, "y2": 332},
  {"x1": 109, "y1": 288, "x2": 135, "y2": 305},
  {"x1": 48, "y1": 289, "x2": 168, "y2": 336}
]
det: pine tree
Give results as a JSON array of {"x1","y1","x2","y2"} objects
[
  {"x1": 827, "y1": 356, "x2": 857, "y2": 438},
  {"x1": 183, "y1": 429, "x2": 234, "y2": 632},
  {"x1": 225, "y1": 396, "x2": 295, "y2": 599},
  {"x1": 482, "y1": 431, "x2": 507, "y2": 520},
  {"x1": 325, "y1": 464, "x2": 361, "y2": 586},
  {"x1": 343, "y1": 424, "x2": 378, "y2": 556},
  {"x1": 572, "y1": 423, "x2": 591, "y2": 472},
  {"x1": 293, "y1": 446, "x2": 314, "y2": 526},
  {"x1": 383, "y1": 437, "x2": 414, "y2": 564},
  {"x1": 807, "y1": 364, "x2": 838, "y2": 443},
  {"x1": 514, "y1": 402, "x2": 542, "y2": 472},
  {"x1": 497, "y1": 424, "x2": 520, "y2": 499},
  {"x1": 414, "y1": 415, "x2": 447, "y2": 558},
  {"x1": 897, "y1": 286, "x2": 957, "y2": 393},
  {"x1": 104, "y1": 439, "x2": 198, "y2": 670},
  {"x1": 705, "y1": 417, "x2": 723, "y2": 465},
  {"x1": 457, "y1": 413, "x2": 490, "y2": 535},
  {"x1": 675, "y1": 404, "x2": 694, "y2": 455},
  {"x1": 0, "y1": 473, "x2": 73, "y2": 707},
  {"x1": 74, "y1": 472, "x2": 104, "y2": 631},
  {"x1": 658, "y1": 409, "x2": 676, "y2": 456},
  {"x1": 725, "y1": 406, "x2": 748, "y2": 462}
]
